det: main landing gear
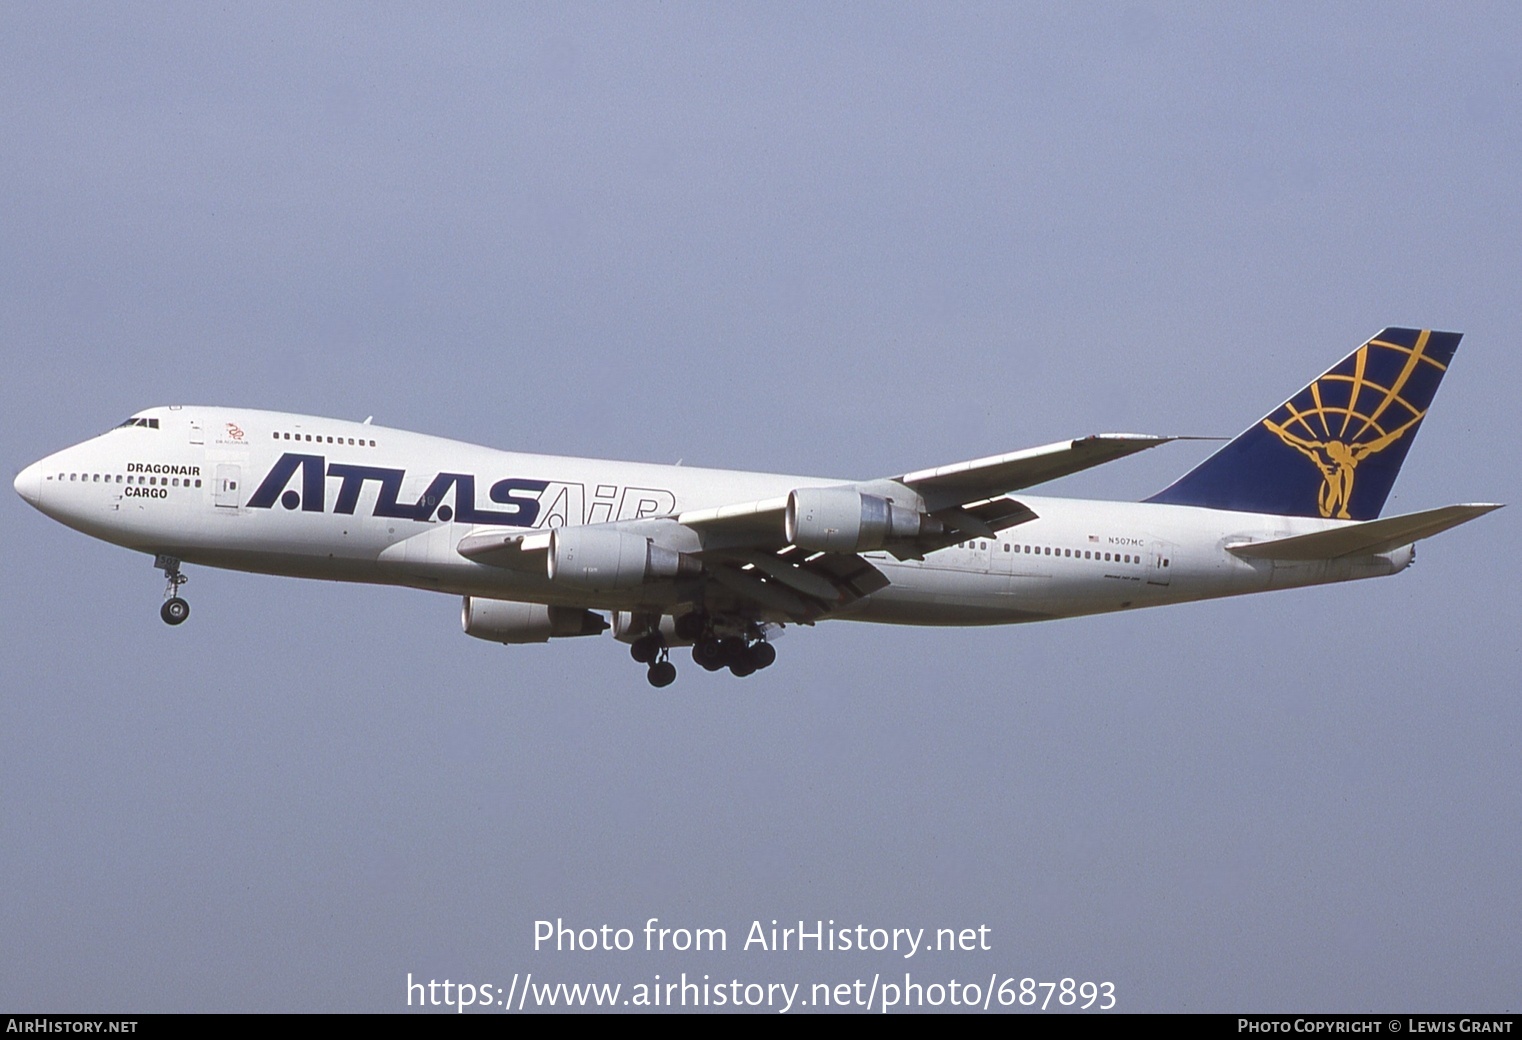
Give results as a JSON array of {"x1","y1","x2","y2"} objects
[
  {"x1": 156, "y1": 554, "x2": 190, "y2": 626},
  {"x1": 629, "y1": 633, "x2": 677, "y2": 688},
  {"x1": 692, "y1": 635, "x2": 776, "y2": 677},
  {"x1": 628, "y1": 614, "x2": 778, "y2": 686}
]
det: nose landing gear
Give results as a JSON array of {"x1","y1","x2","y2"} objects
[{"x1": 156, "y1": 554, "x2": 190, "y2": 626}]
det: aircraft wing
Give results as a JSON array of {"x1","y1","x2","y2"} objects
[
  {"x1": 678, "y1": 433, "x2": 1175, "y2": 549},
  {"x1": 459, "y1": 433, "x2": 1176, "y2": 623},
  {"x1": 895, "y1": 433, "x2": 1178, "y2": 511},
  {"x1": 670, "y1": 433, "x2": 1169, "y2": 619}
]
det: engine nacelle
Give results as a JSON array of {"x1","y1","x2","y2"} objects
[
  {"x1": 462, "y1": 597, "x2": 609, "y2": 644},
  {"x1": 784, "y1": 486, "x2": 930, "y2": 553},
  {"x1": 547, "y1": 527, "x2": 697, "y2": 590}
]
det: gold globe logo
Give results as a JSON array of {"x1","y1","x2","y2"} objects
[{"x1": 1263, "y1": 329, "x2": 1445, "y2": 519}]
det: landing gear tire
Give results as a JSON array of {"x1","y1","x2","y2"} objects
[
  {"x1": 647, "y1": 661, "x2": 677, "y2": 688},
  {"x1": 750, "y1": 641, "x2": 777, "y2": 670},
  {"x1": 630, "y1": 634, "x2": 663, "y2": 664},
  {"x1": 673, "y1": 612, "x2": 707, "y2": 641},
  {"x1": 156, "y1": 556, "x2": 191, "y2": 625},
  {"x1": 693, "y1": 638, "x2": 726, "y2": 668},
  {"x1": 161, "y1": 597, "x2": 190, "y2": 626}
]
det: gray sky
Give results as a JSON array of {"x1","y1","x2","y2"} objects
[{"x1": 3, "y1": 2, "x2": 1518, "y2": 1013}]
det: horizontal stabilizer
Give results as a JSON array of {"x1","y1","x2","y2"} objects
[{"x1": 1227, "y1": 503, "x2": 1502, "y2": 560}]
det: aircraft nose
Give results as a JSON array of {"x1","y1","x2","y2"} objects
[{"x1": 14, "y1": 460, "x2": 43, "y2": 507}]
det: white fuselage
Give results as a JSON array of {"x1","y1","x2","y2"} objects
[{"x1": 14, "y1": 406, "x2": 1408, "y2": 628}]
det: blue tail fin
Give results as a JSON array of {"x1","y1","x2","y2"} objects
[{"x1": 1146, "y1": 328, "x2": 1462, "y2": 520}]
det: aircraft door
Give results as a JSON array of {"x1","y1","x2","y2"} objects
[
  {"x1": 214, "y1": 464, "x2": 243, "y2": 510},
  {"x1": 1147, "y1": 540, "x2": 1175, "y2": 586}
]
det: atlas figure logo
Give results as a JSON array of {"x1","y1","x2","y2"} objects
[
  {"x1": 246, "y1": 453, "x2": 678, "y2": 527},
  {"x1": 1261, "y1": 328, "x2": 1448, "y2": 519}
]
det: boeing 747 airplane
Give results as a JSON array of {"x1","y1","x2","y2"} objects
[{"x1": 13, "y1": 328, "x2": 1500, "y2": 686}]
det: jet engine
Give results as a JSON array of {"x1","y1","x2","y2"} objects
[
  {"x1": 461, "y1": 597, "x2": 609, "y2": 644},
  {"x1": 547, "y1": 527, "x2": 699, "y2": 590},
  {"x1": 784, "y1": 486, "x2": 934, "y2": 553}
]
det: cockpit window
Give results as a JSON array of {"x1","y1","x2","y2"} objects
[{"x1": 115, "y1": 417, "x2": 160, "y2": 430}]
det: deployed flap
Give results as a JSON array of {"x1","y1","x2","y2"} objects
[
  {"x1": 900, "y1": 434, "x2": 1177, "y2": 512},
  {"x1": 720, "y1": 550, "x2": 845, "y2": 600},
  {"x1": 891, "y1": 497, "x2": 1040, "y2": 559},
  {"x1": 702, "y1": 549, "x2": 890, "y2": 623},
  {"x1": 793, "y1": 550, "x2": 892, "y2": 600},
  {"x1": 1228, "y1": 503, "x2": 1502, "y2": 560}
]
